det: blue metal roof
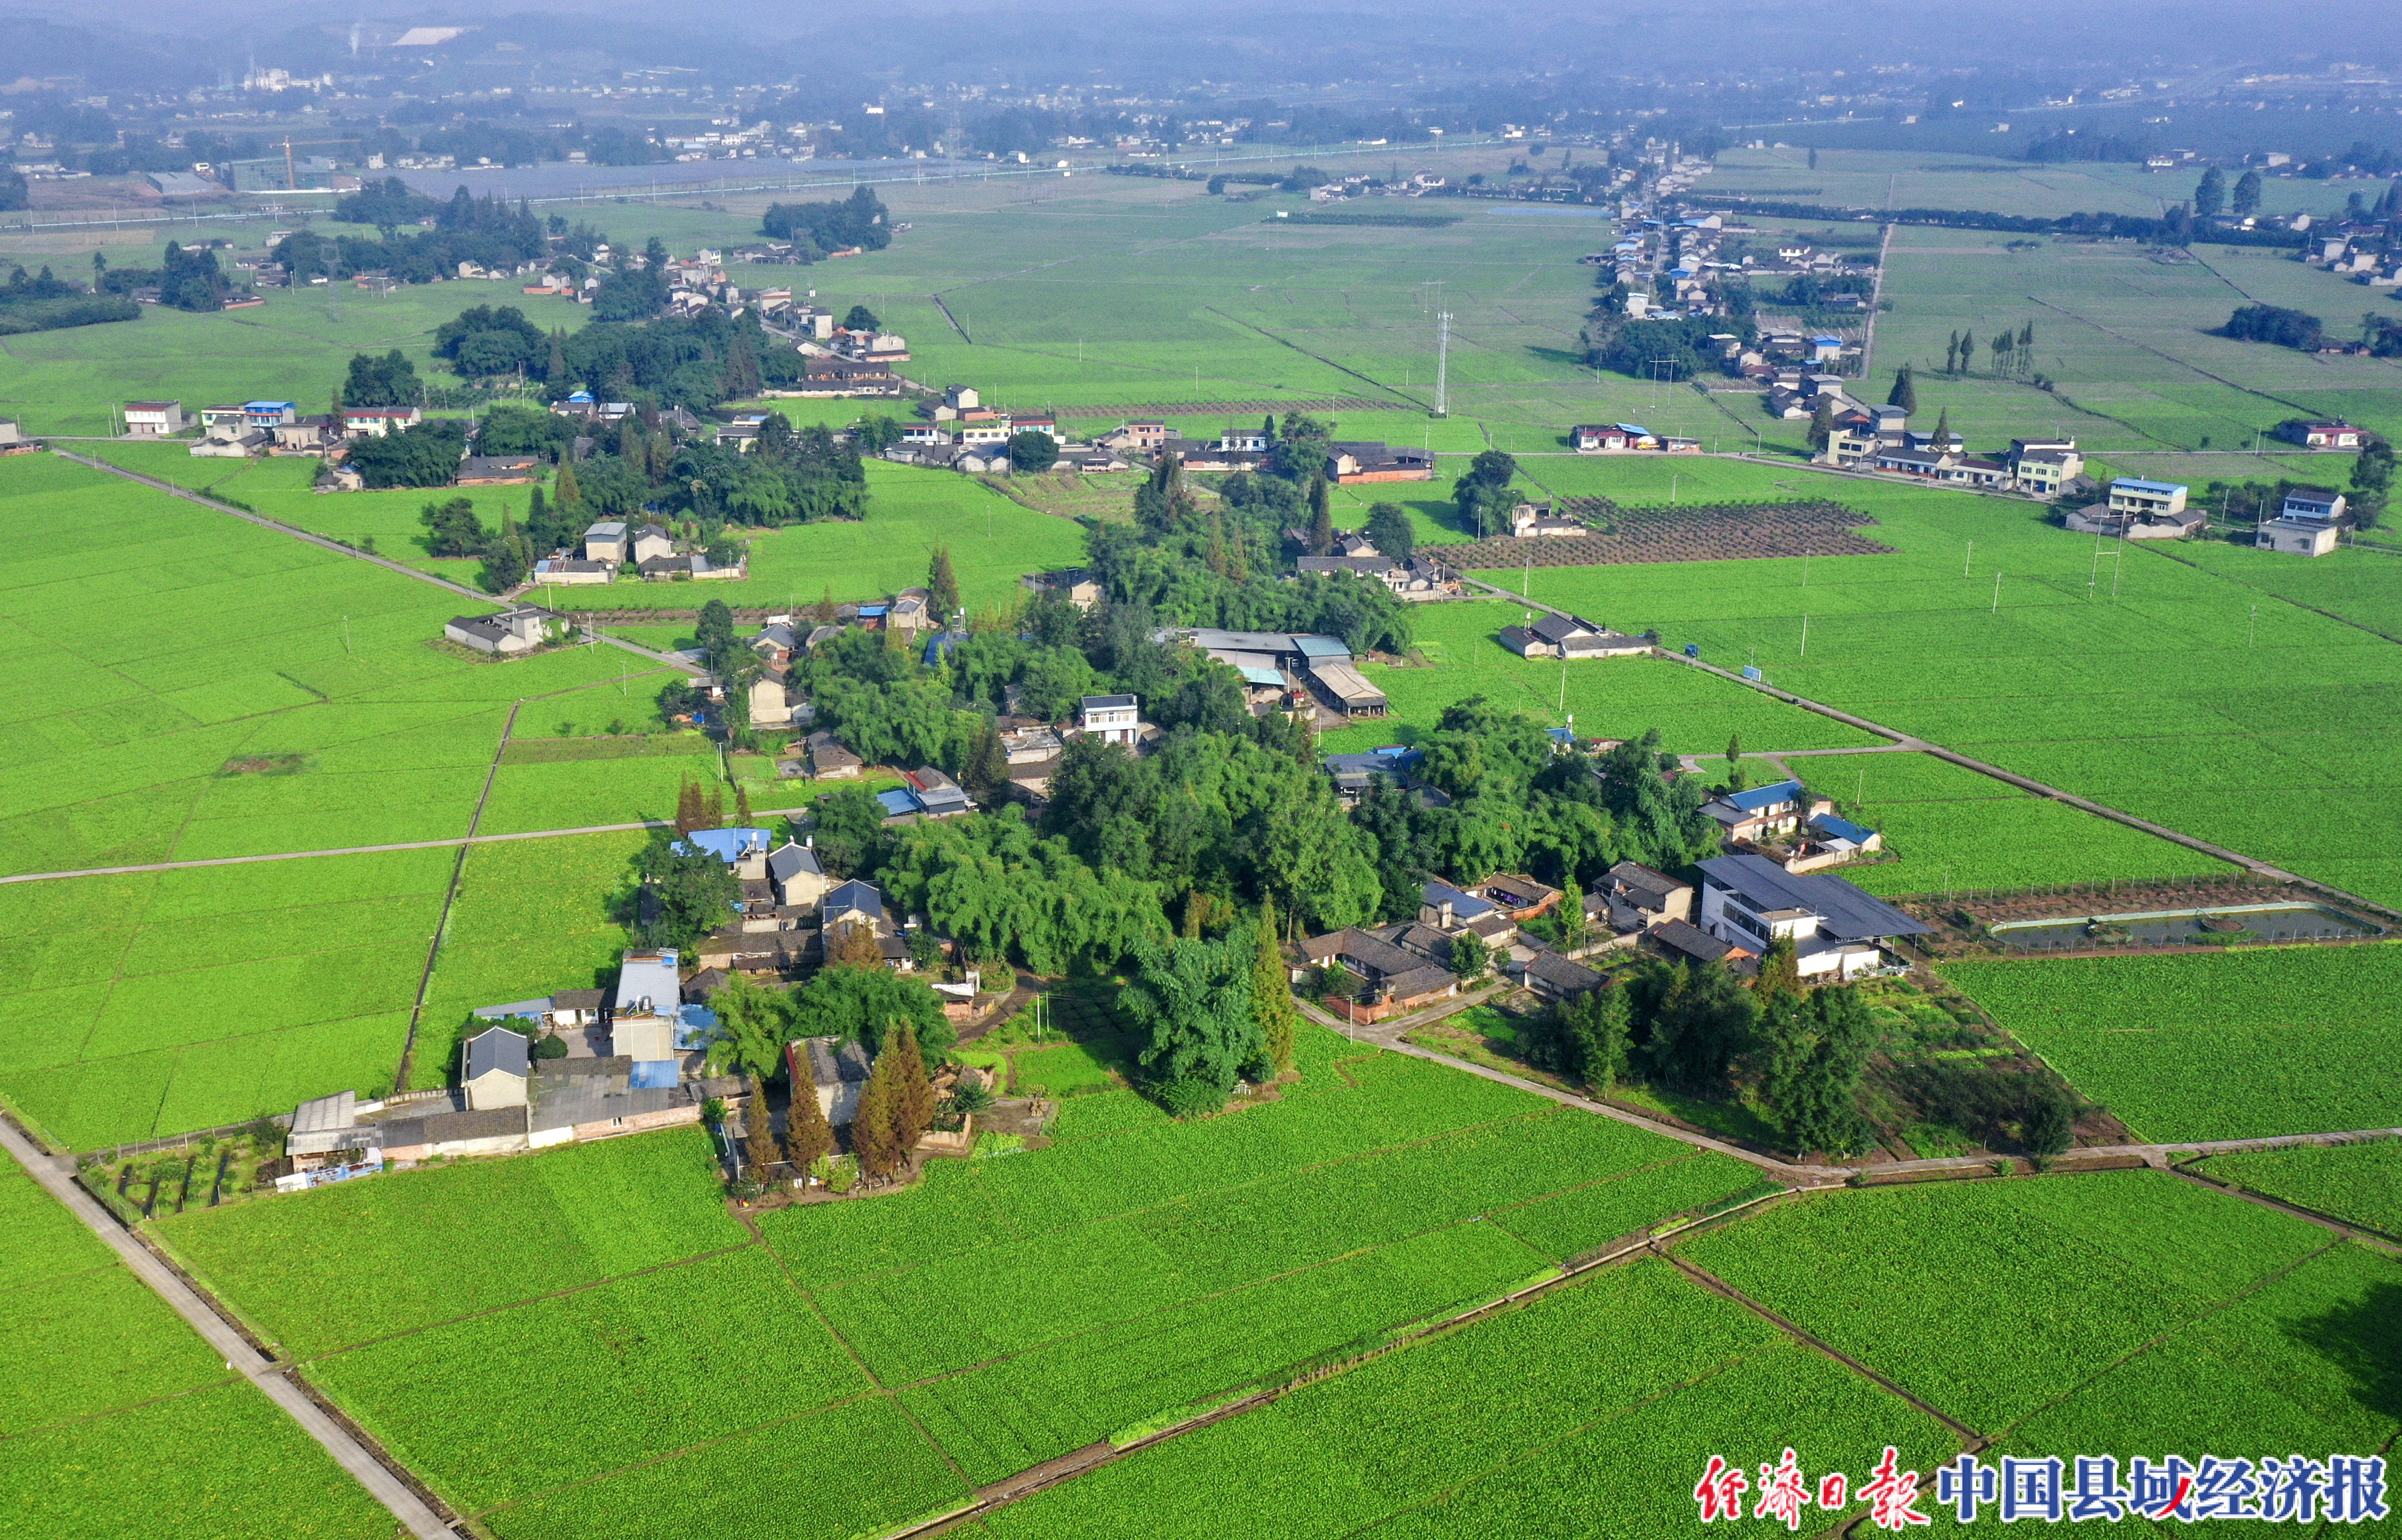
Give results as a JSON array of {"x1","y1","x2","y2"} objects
[
  {"x1": 1612, "y1": 423, "x2": 1652, "y2": 436},
  {"x1": 2113, "y1": 477, "x2": 2187, "y2": 496},
  {"x1": 924, "y1": 630, "x2": 965, "y2": 665},
  {"x1": 876, "y1": 788, "x2": 918, "y2": 817},
  {"x1": 1812, "y1": 812, "x2": 1877, "y2": 845},
  {"x1": 1293, "y1": 635, "x2": 1351, "y2": 660},
  {"x1": 1725, "y1": 779, "x2": 1804, "y2": 812},
  {"x1": 685, "y1": 827, "x2": 773, "y2": 863},
  {"x1": 629, "y1": 1060, "x2": 681, "y2": 1090},
  {"x1": 1811, "y1": 334, "x2": 1842, "y2": 345},
  {"x1": 1422, "y1": 880, "x2": 1496, "y2": 920}
]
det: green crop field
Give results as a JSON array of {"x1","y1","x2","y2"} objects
[
  {"x1": 0, "y1": 1145, "x2": 390, "y2": 1539},
  {"x1": 0, "y1": 847, "x2": 455, "y2": 1150},
  {"x1": 0, "y1": 454, "x2": 646, "y2": 877},
  {"x1": 1678, "y1": 1171, "x2": 2353, "y2": 1438},
  {"x1": 1939, "y1": 945, "x2": 2402, "y2": 1141},
  {"x1": 976, "y1": 1255, "x2": 1957, "y2": 1540},
  {"x1": 1780, "y1": 749, "x2": 2232, "y2": 897},
  {"x1": 1474, "y1": 459, "x2": 2402, "y2": 911},
  {"x1": 1315, "y1": 599, "x2": 1886, "y2": 758},
  {"x1": 534, "y1": 460, "x2": 1088, "y2": 615},
  {"x1": 408, "y1": 829, "x2": 648, "y2": 1090},
  {"x1": 2198, "y1": 1138, "x2": 2402, "y2": 1239},
  {"x1": 153, "y1": 1027, "x2": 1759, "y2": 1536}
]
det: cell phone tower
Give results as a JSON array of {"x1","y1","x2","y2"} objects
[{"x1": 1433, "y1": 309, "x2": 1451, "y2": 418}]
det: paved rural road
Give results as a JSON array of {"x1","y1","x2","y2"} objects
[
  {"x1": 51, "y1": 449, "x2": 701, "y2": 676},
  {"x1": 0, "y1": 808, "x2": 825, "y2": 886},
  {"x1": 0, "y1": 1115, "x2": 461, "y2": 1540}
]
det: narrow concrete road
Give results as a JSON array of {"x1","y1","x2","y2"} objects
[
  {"x1": 51, "y1": 450, "x2": 699, "y2": 677},
  {"x1": 0, "y1": 808, "x2": 822, "y2": 886},
  {"x1": 0, "y1": 1116, "x2": 459, "y2": 1540}
]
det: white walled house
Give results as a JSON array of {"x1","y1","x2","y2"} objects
[
  {"x1": 1694, "y1": 855, "x2": 1930, "y2": 981},
  {"x1": 122, "y1": 400, "x2": 187, "y2": 435},
  {"x1": 1077, "y1": 694, "x2": 1145, "y2": 746}
]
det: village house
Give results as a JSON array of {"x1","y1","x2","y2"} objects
[
  {"x1": 1418, "y1": 880, "x2": 1519, "y2": 949},
  {"x1": 1694, "y1": 854, "x2": 1930, "y2": 980},
  {"x1": 1703, "y1": 779, "x2": 1812, "y2": 843},
  {"x1": 1324, "y1": 442, "x2": 1435, "y2": 483},
  {"x1": 878, "y1": 766, "x2": 974, "y2": 823},
  {"x1": 807, "y1": 730, "x2": 862, "y2": 778},
  {"x1": 461, "y1": 1027, "x2": 532, "y2": 1111},
  {"x1": 1509, "y1": 500, "x2": 1587, "y2": 538},
  {"x1": 1321, "y1": 745, "x2": 1452, "y2": 808},
  {"x1": 2008, "y1": 438, "x2": 2084, "y2": 498},
  {"x1": 444, "y1": 606, "x2": 564, "y2": 655},
  {"x1": 610, "y1": 949, "x2": 685, "y2": 1066},
  {"x1": 1519, "y1": 950, "x2": 1606, "y2": 1003},
  {"x1": 1023, "y1": 567, "x2": 1103, "y2": 607},
  {"x1": 1074, "y1": 694, "x2": 1151, "y2": 748},
  {"x1": 1590, "y1": 861, "x2": 1694, "y2": 935},
  {"x1": 534, "y1": 557, "x2": 614, "y2": 585},
  {"x1": 2107, "y1": 478, "x2": 2189, "y2": 521},
  {"x1": 1299, "y1": 926, "x2": 1460, "y2": 1023},
  {"x1": 2257, "y1": 488, "x2": 2346, "y2": 557},
  {"x1": 767, "y1": 841, "x2": 827, "y2": 909},
  {"x1": 786, "y1": 1036, "x2": 874, "y2": 1126},
  {"x1": 583, "y1": 521, "x2": 630, "y2": 564},
  {"x1": 121, "y1": 400, "x2": 187, "y2": 435},
  {"x1": 684, "y1": 827, "x2": 775, "y2": 880},
  {"x1": 1498, "y1": 612, "x2": 1650, "y2": 660},
  {"x1": 2274, "y1": 418, "x2": 2365, "y2": 451},
  {"x1": 341, "y1": 405, "x2": 422, "y2": 437}
]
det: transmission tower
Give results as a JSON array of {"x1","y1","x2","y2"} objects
[{"x1": 1433, "y1": 310, "x2": 1451, "y2": 418}]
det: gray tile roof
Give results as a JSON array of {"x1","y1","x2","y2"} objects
[
  {"x1": 464, "y1": 1026, "x2": 530, "y2": 1081},
  {"x1": 1696, "y1": 854, "x2": 1932, "y2": 940},
  {"x1": 767, "y1": 842, "x2": 821, "y2": 883}
]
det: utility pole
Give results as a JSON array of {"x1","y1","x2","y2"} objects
[
  {"x1": 2248, "y1": 605, "x2": 2258, "y2": 648},
  {"x1": 1799, "y1": 613, "x2": 1808, "y2": 657},
  {"x1": 1992, "y1": 572, "x2": 2002, "y2": 613},
  {"x1": 1964, "y1": 539, "x2": 1972, "y2": 577},
  {"x1": 1434, "y1": 310, "x2": 1451, "y2": 418}
]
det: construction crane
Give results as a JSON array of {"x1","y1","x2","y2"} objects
[{"x1": 274, "y1": 136, "x2": 360, "y2": 192}]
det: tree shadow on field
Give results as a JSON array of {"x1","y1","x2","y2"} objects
[
  {"x1": 2286, "y1": 1281, "x2": 2402, "y2": 1421},
  {"x1": 1526, "y1": 346, "x2": 1590, "y2": 382}
]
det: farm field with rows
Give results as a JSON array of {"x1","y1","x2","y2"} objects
[
  {"x1": 0, "y1": 1143, "x2": 392, "y2": 1538},
  {"x1": 1781, "y1": 749, "x2": 2233, "y2": 897},
  {"x1": 974, "y1": 1255, "x2": 1957, "y2": 1540},
  {"x1": 151, "y1": 1027, "x2": 1761, "y2": 1536},
  {"x1": 2197, "y1": 1138, "x2": 2402, "y2": 1241},
  {"x1": 0, "y1": 454, "x2": 646, "y2": 876},
  {"x1": 532, "y1": 460, "x2": 1088, "y2": 615},
  {"x1": 1679, "y1": 1173, "x2": 2402, "y2": 1487},
  {"x1": 1939, "y1": 945, "x2": 2402, "y2": 1141},
  {"x1": 1476, "y1": 460, "x2": 2402, "y2": 910},
  {"x1": 1314, "y1": 598, "x2": 1886, "y2": 759},
  {"x1": 0, "y1": 845, "x2": 455, "y2": 1150}
]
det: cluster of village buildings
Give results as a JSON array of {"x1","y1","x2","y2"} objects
[{"x1": 274, "y1": 712, "x2": 1929, "y2": 1182}]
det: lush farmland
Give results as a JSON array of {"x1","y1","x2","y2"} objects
[
  {"x1": 153, "y1": 1027, "x2": 1761, "y2": 1535},
  {"x1": 2197, "y1": 1139, "x2": 2402, "y2": 1238},
  {"x1": 0, "y1": 1145, "x2": 390, "y2": 1539},
  {"x1": 1476, "y1": 462, "x2": 2402, "y2": 911},
  {"x1": 976, "y1": 1256, "x2": 1957, "y2": 1540},
  {"x1": 408, "y1": 829, "x2": 648, "y2": 1091},
  {"x1": 1677, "y1": 1171, "x2": 2349, "y2": 1437},
  {"x1": 0, "y1": 846, "x2": 455, "y2": 1150},
  {"x1": 1786, "y1": 750, "x2": 2233, "y2": 897},
  {"x1": 1939, "y1": 945, "x2": 2402, "y2": 1141},
  {"x1": 0, "y1": 454, "x2": 640, "y2": 876},
  {"x1": 534, "y1": 460, "x2": 1088, "y2": 615},
  {"x1": 1315, "y1": 599, "x2": 1885, "y2": 759}
]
